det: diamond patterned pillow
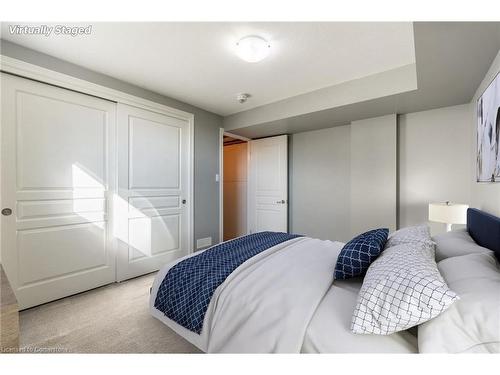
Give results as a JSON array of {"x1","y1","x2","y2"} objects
[
  {"x1": 334, "y1": 228, "x2": 389, "y2": 280},
  {"x1": 351, "y1": 243, "x2": 459, "y2": 335}
]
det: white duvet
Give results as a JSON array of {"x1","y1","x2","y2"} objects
[{"x1": 150, "y1": 237, "x2": 417, "y2": 353}]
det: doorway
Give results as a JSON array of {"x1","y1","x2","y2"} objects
[
  {"x1": 219, "y1": 131, "x2": 289, "y2": 243},
  {"x1": 220, "y1": 131, "x2": 250, "y2": 241}
]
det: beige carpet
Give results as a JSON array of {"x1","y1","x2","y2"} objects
[{"x1": 19, "y1": 273, "x2": 201, "y2": 353}]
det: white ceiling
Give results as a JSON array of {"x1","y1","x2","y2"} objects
[{"x1": 1, "y1": 22, "x2": 415, "y2": 116}]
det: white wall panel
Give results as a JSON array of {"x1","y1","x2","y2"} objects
[
  {"x1": 399, "y1": 105, "x2": 472, "y2": 235},
  {"x1": 350, "y1": 114, "x2": 397, "y2": 235},
  {"x1": 290, "y1": 126, "x2": 351, "y2": 242}
]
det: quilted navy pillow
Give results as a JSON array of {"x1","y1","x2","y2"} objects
[{"x1": 334, "y1": 228, "x2": 389, "y2": 279}]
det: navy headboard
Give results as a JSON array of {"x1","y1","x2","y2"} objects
[{"x1": 467, "y1": 208, "x2": 500, "y2": 261}]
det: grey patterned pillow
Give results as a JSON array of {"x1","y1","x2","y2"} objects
[
  {"x1": 351, "y1": 243, "x2": 459, "y2": 335},
  {"x1": 386, "y1": 225, "x2": 435, "y2": 254}
]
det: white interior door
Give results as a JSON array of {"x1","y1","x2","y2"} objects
[
  {"x1": 248, "y1": 135, "x2": 288, "y2": 233},
  {"x1": 116, "y1": 104, "x2": 191, "y2": 281},
  {"x1": 1, "y1": 73, "x2": 116, "y2": 309}
]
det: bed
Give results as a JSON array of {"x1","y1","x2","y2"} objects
[{"x1": 149, "y1": 208, "x2": 500, "y2": 353}]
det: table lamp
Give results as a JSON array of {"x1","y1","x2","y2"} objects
[{"x1": 428, "y1": 201, "x2": 469, "y2": 232}]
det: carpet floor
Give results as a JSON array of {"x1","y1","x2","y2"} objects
[{"x1": 19, "y1": 273, "x2": 201, "y2": 353}]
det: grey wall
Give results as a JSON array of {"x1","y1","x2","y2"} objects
[
  {"x1": 2, "y1": 39, "x2": 498, "y2": 250},
  {"x1": 0, "y1": 39, "x2": 223, "y2": 248},
  {"x1": 470, "y1": 49, "x2": 500, "y2": 217},
  {"x1": 290, "y1": 115, "x2": 397, "y2": 242},
  {"x1": 290, "y1": 105, "x2": 475, "y2": 240},
  {"x1": 290, "y1": 96, "x2": 494, "y2": 241},
  {"x1": 224, "y1": 64, "x2": 417, "y2": 131},
  {"x1": 399, "y1": 49, "x2": 500, "y2": 229},
  {"x1": 398, "y1": 104, "x2": 473, "y2": 235},
  {"x1": 350, "y1": 115, "x2": 397, "y2": 235},
  {"x1": 288, "y1": 41, "x2": 500, "y2": 237},
  {"x1": 399, "y1": 47, "x2": 500, "y2": 230},
  {"x1": 224, "y1": 23, "x2": 500, "y2": 140},
  {"x1": 290, "y1": 126, "x2": 351, "y2": 242},
  {"x1": 230, "y1": 42, "x2": 498, "y2": 239}
]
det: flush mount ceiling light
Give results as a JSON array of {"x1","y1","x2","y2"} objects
[{"x1": 235, "y1": 36, "x2": 271, "y2": 63}]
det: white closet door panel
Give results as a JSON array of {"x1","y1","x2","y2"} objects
[
  {"x1": 116, "y1": 104, "x2": 190, "y2": 281},
  {"x1": 128, "y1": 196, "x2": 180, "y2": 214},
  {"x1": 16, "y1": 189, "x2": 106, "y2": 200},
  {"x1": 18, "y1": 223, "x2": 106, "y2": 285},
  {"x1": 129, "y1": 116, "x2": 180, "y2": 189},
  {"x1": 129, "y1": 214, "x2": 180, "y2": 258},
  {"x1": 16, "y1": 91, "x2": 106, "y2": 190},
  {"x1": 1, "y1": 73, "x2": 116, "y2": 309},
  {"x1": 17, "y1": 198, "x2": 106, "y2": 219},
  {"x1": 15, "y1": 214, "x2": 107, "y2": 231}
]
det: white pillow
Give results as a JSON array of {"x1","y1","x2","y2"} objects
[
  {"x1": 386, "y1": 225, "x2": 435, "y2": 255},
  {"x1": 351, "y1": 243, "x2": 458, "y2": 335},
  {"x1": 418, "y1": 252, "x2": 500, "y2": 353},
  {"x1": 433, "y1": 228, "x2": 492, "y2": 262}
]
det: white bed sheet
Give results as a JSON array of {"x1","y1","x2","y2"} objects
[
  {"x1": 150, "y1": 237, "x2": 418, "y2": 353},
  {"x1": 149, "y1": 237, "x2": 310, "y2": 352},
  {"x1": 302, "y1": 278, "x2": 418, "y2": 353}
]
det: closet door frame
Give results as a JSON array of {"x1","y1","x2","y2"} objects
[{"x1": 0, "y1": 56, "x2": 195, "y2": 259}]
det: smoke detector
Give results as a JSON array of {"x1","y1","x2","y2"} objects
[{"x1": 237, "y1": 93, "x2": 251, "y2": 104}]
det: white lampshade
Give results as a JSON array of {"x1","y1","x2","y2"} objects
[{"x1": 428, "y1": 202, "x2": 469, "y2": 227}]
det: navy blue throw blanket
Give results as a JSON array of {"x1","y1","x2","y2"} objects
[{"x1": 154, "y1": 231, "x2": 302, "y2": 334}]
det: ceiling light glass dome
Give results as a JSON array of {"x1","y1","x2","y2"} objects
[{"x1": 235, "y1": 36, "x2": 271, "y2": 63}]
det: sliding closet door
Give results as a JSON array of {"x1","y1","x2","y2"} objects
[
  {"x1": 115, "y1": 104, "x2": 190, "y2": 281},
  {"x1": 1, "y1": 73, "x2": 116, "y2": 309}
]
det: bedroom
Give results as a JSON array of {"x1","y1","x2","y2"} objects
[{"x1": 1, "y1": 1, "x2": 500, "y2": 373}]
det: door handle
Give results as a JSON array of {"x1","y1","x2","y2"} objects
[
  {"x1": 276, "y1": 200, "x2": 286, "y2": 204},
  {"x1": 1, "y1": 208, "x2": 12, "y2": 216}
]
